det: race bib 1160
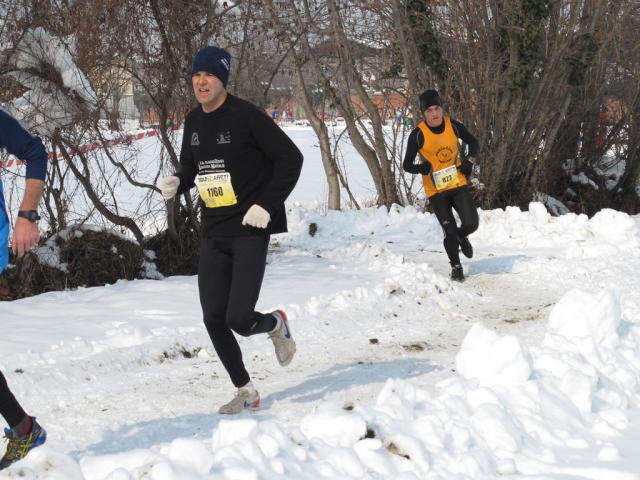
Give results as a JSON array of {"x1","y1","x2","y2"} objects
[{"x1": 195, "y1": 173, "x2": 237, "y2": 208}]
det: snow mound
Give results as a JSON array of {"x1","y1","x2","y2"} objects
[
  {"x1": 546, "y1": 289, "x2": 621, "y2": 344},
  {"x1": 5, "y1": 287, "x2": 640, "y2": 479},
  {"x1": 456, "y1": 323, "x2": 533, "y2": 386},
  {"x1": 475, "y1": 202, "x2": 639, "y2": 257}
]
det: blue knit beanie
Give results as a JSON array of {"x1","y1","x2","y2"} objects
[{"x1": 192, "y1": 46, "x2": 231, "y2": 87}]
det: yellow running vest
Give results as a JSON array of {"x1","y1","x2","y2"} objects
[{"x1": 417, "y1": 117, "x2": 468, "y2": 198}]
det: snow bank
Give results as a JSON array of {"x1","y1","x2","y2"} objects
[
  {"x1": 455, "y1": 323, "x2": 533, "y2": 386},
  {"x1": 282, "y1": 203, "x2": 639, "y2": 266},
  {"x1": 474, "y1": 202, "x2": 639, "y2": 257},
  {"x1": 5, "y1": 287, "x2": 640, "y2": 479}
]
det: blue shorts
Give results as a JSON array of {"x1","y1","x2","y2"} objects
[{"x1": 0, "y1": 181, "x2": 9, "y2": 273}]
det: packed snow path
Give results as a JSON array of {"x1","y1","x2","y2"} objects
[{"x1": 2, "y1": 204, "x2": 640, "y2": 479}]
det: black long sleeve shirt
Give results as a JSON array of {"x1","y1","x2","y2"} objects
[
  {"x1": 402, "y1": 118, "x2": 479, "y2": 174},
  {"x1": 177, "y1": 94, "x2": 303, "y2": 237}
]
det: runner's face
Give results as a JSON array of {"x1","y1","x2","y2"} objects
[
  {"x1": 423, "y1": 105, "x2": 443, "y2": 128},
  {"x1": 192, "y1": 72, "x2": 226, "y2": 112}
]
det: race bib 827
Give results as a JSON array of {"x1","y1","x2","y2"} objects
[
  {"x1": 195, "y1": 173, "x2": 237, "y2": 208},
  {"x1": 432, "y1": 165, "x2": 459, "y2": 191}
]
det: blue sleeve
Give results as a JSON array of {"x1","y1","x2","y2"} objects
[
  {"x1": 0, "y1": 181, "x2": 9, "y2": 273},
  {"x1": 0, "y1": 107, "x2": 48, "y2": 181}
]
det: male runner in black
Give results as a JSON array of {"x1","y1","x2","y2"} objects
[{"x1": 160, "y1": 46, "x2": 303, "y2": 414}]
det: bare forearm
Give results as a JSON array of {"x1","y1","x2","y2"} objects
[{"x1": 19, "y1": 179, "x2": 44, "y2": 210}]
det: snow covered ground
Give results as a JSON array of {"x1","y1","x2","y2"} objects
[{"x1": 2, "y1": 127, "x2": 640, "y2": 479}]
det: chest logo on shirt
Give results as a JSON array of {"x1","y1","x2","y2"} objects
[
  {"x1": 191, "y1": 132, "x2": 200, "y2": 146},
  {"x1": 436, "y1": 146, "x2": 454, "y2": 163},
  {"x1": 217, "y1": 131, "x2": 231, "y2": 144}
]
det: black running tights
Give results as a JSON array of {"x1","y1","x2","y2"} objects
[
  {"x1": 0, "y1": 370, "x2": 26, "y2": 428},
  {"x1": 430, "y1": 186, "x2": 479, "y2": 266},
  {"x1": 198, "y1": 235, "x2": 277, "y2": 388}
]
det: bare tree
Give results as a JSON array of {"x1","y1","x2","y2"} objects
[
  {"x1": 3, "y1": 0, "x2": 639, "y2": 250},
  {"x1": 400, "y1": 0, "x2": 640, "y2": 215},
  {"x1": 261, "y1": 0, "x2": 342, "y2": 209}
]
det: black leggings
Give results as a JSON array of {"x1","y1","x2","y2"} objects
[
  {"x1": 0, "y1": 370, "x2": 26, "y2": 428},
  {"x1": 198, "y1": 235, "x2": 277, "y2": 388},
  {"x1": 430, "y1": 186, "x2": 479, "y2": 266}
]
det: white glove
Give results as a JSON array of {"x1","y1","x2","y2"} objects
[
  {"x1": 160, "y1": 176, "x2": 180, "y2": 200},
  {"x1": 242, "y1": 204, "x2": 271, "y2": 229}
]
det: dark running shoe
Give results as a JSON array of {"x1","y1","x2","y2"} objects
[
  {"x1": 450, "y1": 264, "x2": 465, "y2": 282},
  {"x1": 0, "y1": 418, "x2": 46, "y2": 470},
  {"x1": 458, "y1": 235, "x2": 473, "y2": 259}
]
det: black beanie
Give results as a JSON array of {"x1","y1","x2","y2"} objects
[
  {"x1": 192, "y1": 46, "x2": 231, "y2": 87},
  {"x1": 419, "y1": 89, "x2": 442, "y2": 111}
]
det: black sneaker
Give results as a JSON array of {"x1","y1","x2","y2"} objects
[
  {"x1": 0, "y1": 419, "x2": 47, "y2": 470},
  {"x1": 450, "y1": 264, "x2": 465, "y2": 282},
  {"x1": 458, "y1": 235, "x2": 473, "y2": 259}
]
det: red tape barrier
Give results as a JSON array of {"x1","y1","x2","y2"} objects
[{"x1": 1, "y1": 125, "x2": 179, "y2": 168}]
